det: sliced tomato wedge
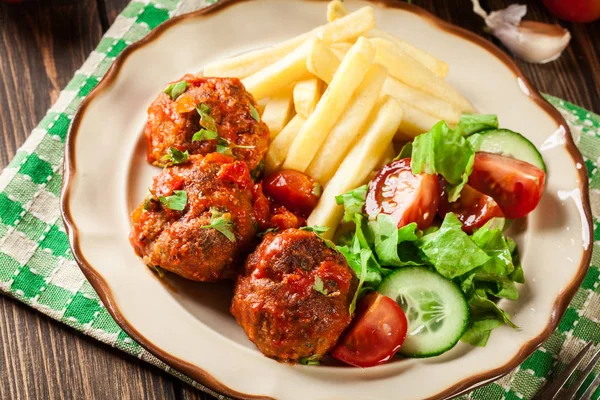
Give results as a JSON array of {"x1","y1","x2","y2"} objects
[
  {"x1": 468, "y1": 152, "x2": 545, "y2": 219},
  {"x1": 438, "y1": 181, "x2": 504, "y2": 233},
  {"x1": 365, "y1": 158, "x2": 440, "y2": 230},
  {"x1": 331, "y1": 292, "x2": 407, "y2": 368},
  {"x1": 262, "y1": 170, "x2": 321, "y2": 217}
]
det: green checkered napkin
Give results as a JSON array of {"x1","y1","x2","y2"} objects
[{"x1": 0, "y1": 1, "x2": 598, "y2": 399}]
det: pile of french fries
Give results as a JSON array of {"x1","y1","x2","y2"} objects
[{"x1": 203, "y1": 1, "x2": 475, "y2": 238}]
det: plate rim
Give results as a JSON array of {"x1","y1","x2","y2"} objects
[{"x1": 59, "y1": 1, "x2": 594, "y2": 399}]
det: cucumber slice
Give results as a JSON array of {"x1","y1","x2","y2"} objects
[
  {"x1": 377, "y1": 267, "x2": 469, "y2": 358},
  {"x1": 468, "y1": 129, "x2": 546, "y2": 172}
]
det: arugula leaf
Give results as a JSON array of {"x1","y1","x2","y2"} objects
[
  {"x1": 249, "y1": 104, "x2": 260, "y2": 122},
  {"x1": 457, "y1": 114, "x2": 498, "y2": 136},
  {"x1": 312, "y1": 276, "x2": 329, "y2": 295},
  {"x1": 417, "y1": 213, "x2": 490, "y2": 279},
  {"x1": 163, "y1": 80, "x2": 188, "y2": 100},
  {"x1": 196, "y1": 103, "x2": 218, "y2": 132},
  {"x1": 298, "y1": 354, "x2": 320, "y2": 365},
  {"x1": 300, "y1": 225, "x2": 329, "y2": 235},
  {"x1": 369, "y1": 214, "x2": 420, "y2": 267},
  {"x1": 411, "y1": 121, "x2": 475, "y2": 202},
  {"x1": 201, "y1": 207, "x2": 236, "y2": 242},
  {"x1": 460, "y1": 314, "x2": 504, "y2": 347},
  {"x1": 158, "y1": 190, "x2": 187, "y2": 211},
  {"x1": 192, "y1": 129, "x2": 218, "y2": 142},
  {"x1": 160, "y1": 147, "x2": 190, "y2": 166},
  {"x1": 335, "y1": 185, "x2": 368, "y2": 222},
  {"x1": 257, "y1": 227, "x2": 278, "y2": 238}
]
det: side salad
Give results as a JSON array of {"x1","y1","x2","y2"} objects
[{"x1": 327, "y1": 114, "x2": 546, "y2": 368}]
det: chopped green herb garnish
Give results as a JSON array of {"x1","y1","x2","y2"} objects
[
  {"x1": 249, "y1": 104, "x2": 260, "y2": 122},
  {"x1": 163, "y1": 81, "x2": 188, "y2": 101},
  {"x1": 201, "y1": 207, "x2": 236, "y2": 242},
  {"x1": 298, "y1": 354, "x2": 321, "y2": 365},
  {"x1": 216, "y1": 137, "x2": 234, "y2": 156},
  {"x1": 192, "y1": 129, "x2": 218, "y2": 142},
  {"x1": 150, "y1": 265, "x2": 165, "y2": 278},
  {"x1": 312, "y1": 276, "x2": 329, "y2": 295},
  {"x1": 158, "y1": 190, "x2": 187, "y2": 211},
  {"x1": 335, "y1": 185, "x2": 368, "y2": 222},
  {"x1": 300, "y1": 225, "x2": 329, "y2": 235},
  {"x1": 160, "y1": 147, "x2": 190, "y2": 166},
  {"x1": 196, "y1": 103, "x2": 218, "y2": 132},
  {"x1": 257, "y1": 227, "x2": 279, "y2": 238}
]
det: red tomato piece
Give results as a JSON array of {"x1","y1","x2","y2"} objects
[
  {"x1": 543, "y1": 0, "x2": 600, "y2": 23},
  {"x1": 251, "y1": 183, "x2": 271, "y2": 230},
  {"x1": 365, "y1": 158, "x2": 440, "y2": 230},
  {"x1": 218, "y1": 161, "x2": 253, "y2": 190},
  {"x1": 438, "y1": 181, "x2": 505, "y2": 233},
  {"x1": 262, "y1": 170, "x2": 322, "y2": 217},
  {"x1": 468, "y1": 152, "x2": 545, "y2": 220},
  {"x1": 331, "y1": 293, "x2": 407, "y2": 368}
]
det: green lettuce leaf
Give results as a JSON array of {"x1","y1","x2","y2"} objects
[
  {"x1": 335, "y1": 185, "x2": 368, "y2": 222},
  {"x1": 417, "y1": 213, "x2": 490, "y2": 279},
  {"x1": 469, "y1": 290, "x2": 518, "y2": 328},
  {"x1": 471, "y1": 218, "x2": 514, "y2": 277},
  {"x1": 507, "y1": 238, "x2": 525, "y2": 284},
  {"x1": 457, "y1": 113, "x2": 498, "y2": 136},
  {"x1": 460, "y1": 314, "x2": 504, "y2": 347},
  {"x1": 411, "y1": 121, "x2": 475, "y2": 202},
  {"x1": 369, "y1": 214, "x2": 420, "y2": 267}
]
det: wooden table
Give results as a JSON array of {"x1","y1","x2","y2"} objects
[{"x1": 0, "y1": 1, "x2": 598, "y2": 398}]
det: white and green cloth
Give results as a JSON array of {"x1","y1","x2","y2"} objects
[{"x1": 0, "y1": 1, "x2": 599, "y2": 399}]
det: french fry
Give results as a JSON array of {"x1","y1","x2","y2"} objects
[
  {"x1": 326, "y1": 0, "x2": 448, "y2": 78},
  {"x1": 396, "y1": 101, "x2": 440, "y2": 139},
  {"x1": 306, "y1": 39, "x2": 340, "y2": 84},
  {"x1": 382, "y1": 77, "x2": 461, "y2": 124},
  {"x1": 284, "y1": 37, "x2": 376, "y2": 172},
  {"x1": 378, "y1": 143, "x2": 396, "y2": 170},
  {"x1": 320, "y1": 6, "x2": 376, "y2": 44},
  {"x1": 327, "y1": 0, "x2": 346, "y2": 22},
  {"x1": 203, "y1": 31, "x2": 315, "y2": 79},
  {"x1": 264, "y1": 115, "x2": 306, "y2": 174},
  {"x1": 328, "y1": 42, "x2": 352, "y2": 60},
  {"x1": 262, "y1": 87, "x2": 295, "y2": 139},
  {"x1": 293, "y1": 78, "x2": 322, "y2": 119},
  {"x1": 370, "y1": 38, "x2": 474, "y2": 112},
  {"x1": 307, "y1": 97, "x2": 404, "y2": 238},
  {"x1": 366, "y1": 30, "x2": 449, "y2": 78},
  {"x1": 307, "y1": 64, "x2": 388, "y2": 184},
  {"x1": 241, "y1": 38, "x2": 317, "y2": 100}
]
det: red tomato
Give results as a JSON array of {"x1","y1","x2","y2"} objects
[
  {"x1": 365, "y1": 159, "x2": 440, "y2": 230},
  {"x1": 438, "y1": 181, "x2": 505, "y2": 233},
  {"x1": 331, "y1": 293, "x2": 407, "y2": 368},
  {"x1": 543, "y1": 0, "x2": 600, "y2": 23},
  {"x1": 262, "y1": 170, "x2": 321, "y2": 216},
  {"x1": 468, "y1": 152, "x2": 545, "y2": 220}
]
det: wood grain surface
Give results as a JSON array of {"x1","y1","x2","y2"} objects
[{"x1": 0, "y1": 0, "x2": 598, "y2": 399}]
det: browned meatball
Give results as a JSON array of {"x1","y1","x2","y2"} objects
[
  {"x1": 129, "y1": 153, "x2": 256, "y2": 281},
  {"x1": 145, "y1": 74, "x2": 269, "y2": 171},
  {"x1": 231, "y1": 229, "x2": 357, "y2": 362}
]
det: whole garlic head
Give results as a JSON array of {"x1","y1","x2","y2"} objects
[{"x1": 472, "y1": 1, "x2": 571, "y2": 64}]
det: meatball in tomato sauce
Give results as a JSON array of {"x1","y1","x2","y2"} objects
[
  {"x1": 130, "y1": 154, "x2": 256, "y2": 281},
  {"x1": 145, "y1": 75, "x2": 269, "y2": 171},
  {"x1": 231, "y1": 229, "x2": 357, "y2": 362}
]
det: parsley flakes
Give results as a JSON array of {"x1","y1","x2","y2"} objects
[
  {"x1": 192, "y1": 129, "x2": 218, "y2": 142},
  {"x1": 201, "y1": 207, "x2": 236, "y2": 242},
  {"x1": 312, "y1": 276, "x2": 329, "y2": 296},
  {"x1": 163, "y1": 81, "x2": 188, "y2": 101},
  {"x1": 159, "y1": 190, "x2": 188, "y2": 211},
  {"x1": 160, "y1": 147, "x2": 189, "y2": 166},
  {"x1": 196, "y1": 103, "x2": 218, "y2": 132}
]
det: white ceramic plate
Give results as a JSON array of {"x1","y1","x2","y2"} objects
[{"x1": 61, "y1": 1, "x2": 593, "y2": 399}]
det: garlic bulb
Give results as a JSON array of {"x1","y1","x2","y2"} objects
[{"x1": 472, "y1": 0, "x2": 571, "y2": 64}]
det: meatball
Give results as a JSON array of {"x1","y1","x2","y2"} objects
[
  {"x1": 145, "y1": 75, "x2": 269, "y2": 171},
  {"x1": 130, "y1": 153, "x2": 256, "y2": 281},
  {"x1": 231, "y1": 229, "x2": 357, "y2": 362}
]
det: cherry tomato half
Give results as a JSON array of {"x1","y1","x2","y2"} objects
[
  {"x1": 543, "y1": 0, "x2": 600, "y2": 23},
  {"x1": 365, "y1": 159, "x2": 440, "y2": 230},
  {"x1": 438, "y1": 181, "x2": 504, "y2": 234},
  {"x1": 468, "y1": 152, "x2": 545, "y2": 220},
  {"x1": 262, "y1": 170, "x2": 322, "y2": 217},
  {"x1": 331, "y1": 292, "x2": 407, "y2": 368}
]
